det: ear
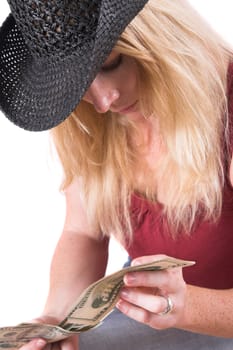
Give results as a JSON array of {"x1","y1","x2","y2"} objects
[{"x1": 230, "y1": 154, "x2": 233, "y2": 186}]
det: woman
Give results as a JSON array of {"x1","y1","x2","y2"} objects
[{"x1": 0, "y1": 0, "x2": 233, "y2": 349}]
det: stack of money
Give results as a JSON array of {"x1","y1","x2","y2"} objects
[{"x1": 0, "y1": 257, "x2": 194, "y2": 349}]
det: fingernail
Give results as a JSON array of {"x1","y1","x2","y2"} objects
[
  {"x1": 36, "y1": 339, "x2": 47, "y2": 347},
  {"x1": 125, "y1": 273, "x2": 136, "y2": 284},
  {"x1": 116, "y1": 300, "x2": 126, "y2": 312},
  {"x1": 120, "y1": 288, "x2": 130, "y2": 298}
]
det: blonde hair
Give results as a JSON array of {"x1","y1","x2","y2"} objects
[{"x1": 51, "y1": 0, "x2": 232, "y2": 242}]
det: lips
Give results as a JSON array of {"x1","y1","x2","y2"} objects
[{"x1": 112, "y1": 101, "x2": 138, "y2": 114}]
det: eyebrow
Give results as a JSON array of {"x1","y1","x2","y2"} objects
[{"x1": 101, "y1": 54, "x2": 122, "y2": 71}]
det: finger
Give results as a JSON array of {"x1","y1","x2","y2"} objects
[
  {"x1": 116, "y1": 298, "x2": 152, "y2": 325},
  {"x1": 50, "y1": 342, "x2": 60, "y2": 350},
  {"x1": 131, "y1": 254, "x2": 169, "y2": 266},
  {"x1": 116, "y1": 298, "x2": 174, "y2": 330},
  {"x1": 123, "y1": 268, "x2": 182, "y2": 290},
  {"x1": 60, "y1": 335, "x2": 79, "y2": 350},
  {"x1": 20, "y1": 339, "x2": 47, "y2": 350},
  {"x1": 119, "y1": 287, "x2": 170, "y2": 314}
]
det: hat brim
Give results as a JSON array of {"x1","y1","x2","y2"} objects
[{"x1": 0, "y1": 1, "x2": 148, "y2": 131}]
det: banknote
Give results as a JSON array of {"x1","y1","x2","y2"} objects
[
  {"x1": 0, "y1": 257, "x2": 195, "y2": 349},
  {"x1": 0, "y1": 323, "x2": 76, "y2": 349}
]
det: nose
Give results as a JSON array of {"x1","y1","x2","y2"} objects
[{"x1": 83, "y1": 76, "x2": 120, "y2": 113}]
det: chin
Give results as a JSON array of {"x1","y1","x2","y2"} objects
[{"x1": 124, "y1": 112, "x2": 146, "y2": 122}]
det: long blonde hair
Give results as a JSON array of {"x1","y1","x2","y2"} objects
[{"x1": 51, "y1": 0, "x2": 232, "y2": 242}]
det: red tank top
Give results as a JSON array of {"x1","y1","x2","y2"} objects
[{"x1": 124, "y1": 63, "x2": 233, "y2": 290}]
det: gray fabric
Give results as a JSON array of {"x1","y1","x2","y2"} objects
[
  {"x1": 80, "y1": 308, "x2": 233, "y2": 350},
  {"x1": 0, "y1": 0, "x2": 149, "y2": 131}
]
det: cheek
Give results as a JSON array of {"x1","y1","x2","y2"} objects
[{"x1": 119, "y1": 67, "x2": 138, "y2": 96}]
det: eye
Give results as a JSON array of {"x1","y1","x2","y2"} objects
[{"x1": 101, "y1": 54, "x2": 123, "y2": 72}]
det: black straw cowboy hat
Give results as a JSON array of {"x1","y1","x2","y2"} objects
[{"x1": 0, "y1": 0, "x2": 148, "y2": 131}]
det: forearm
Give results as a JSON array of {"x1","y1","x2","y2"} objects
[
  {"x1": 42, "y1": 230, "x2": 109, "y2": 321},
  {"x1": 117, "y1": 255, "x2": 233, "y2": 339},
  {"x1": 180, "y1": 285, "x2": 233, "y2": 338}
]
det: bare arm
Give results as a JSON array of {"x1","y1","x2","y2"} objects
[
  {"x1": 181, "y1": 285, "x2": 233, "y2": 337},
  {"x1": 42, "y1": 229, "x2": 109, "y2": 321},
  {"x1": 116, "y1": 256, "x2": 233, "y2": 338},
  {"x1": 182, "y1": 153, "x2": 233, "y2": 336},
  {"x1": 42, "y1": 177, "x2": 109, "y2": 321},
  {"x1": 20, "y1": 179, "x2": 109, "y2": 350}
]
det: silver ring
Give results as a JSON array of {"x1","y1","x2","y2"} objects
[{"x1": 157, "y1": 295, "x2": 174, "y2": 316}]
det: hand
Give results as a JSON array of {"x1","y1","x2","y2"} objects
[
  {"x1": 19, "y1": 316, "x2": 79, "y2": 350},
  {"x1": 19, "y1": 335, "x2": 78, "y2": 350},
  {"x1": 116, "y1": 254, "x2": 187, "y2": 330}
]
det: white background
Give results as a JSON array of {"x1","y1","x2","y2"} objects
[{"x1": 0, "y1": 1, "x2": 232, "y2": 326}]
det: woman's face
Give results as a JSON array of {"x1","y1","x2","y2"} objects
[{"x1": 83, "y1": 51, "x2": 144, "y2": 121}]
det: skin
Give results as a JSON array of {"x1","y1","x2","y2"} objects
[
  {"x1": 20, "y1": 51, "x2": 233, "y2": 350},
  {"x1": 83, "y1": 51, "x2": 144, "y2": 122}
]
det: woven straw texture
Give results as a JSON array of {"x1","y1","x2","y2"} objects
[{"x1": 0, "y1": 0, "x2": 148, "y2": 131}]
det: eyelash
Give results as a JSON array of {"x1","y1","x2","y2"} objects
[{"x1": 101, "y1": 54, "x2": 123, "y2": 72}]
